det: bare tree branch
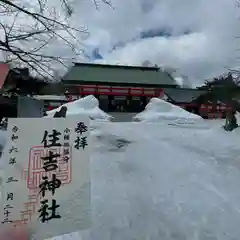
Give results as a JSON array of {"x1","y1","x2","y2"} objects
[{"x1": 0, "y1": 0, "x2": 111, "y2": 80}]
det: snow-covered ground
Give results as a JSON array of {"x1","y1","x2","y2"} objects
[
  {"x1": 2, "y1": 97, "x2": 240, "y2": 239},
  {"x1": 48, "y1": 119, "x2": 240, "y2": 240},
  {"x1": 87, "y1": 121, "x2": 240, "y2": 240}
]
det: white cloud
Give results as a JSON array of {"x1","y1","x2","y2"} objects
[
  {"x1": 69, "y1": 0, "x2": 240, "y2": 85},
  {"x1": 1, "y1": 0, "x2": 240, "y2": 84}
]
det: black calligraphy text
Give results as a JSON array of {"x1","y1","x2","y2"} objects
[
  {"x1": 41, "y1": 130, "x2": 61, "y2": 148},
  {"x1": 39, "y1": 174, "x2": 61, "y2": 197},
  {"x1": 38, "y1": 199, "x2": 61, "y2": 223},
  {"x1": 41, "y1": 151, "x2": 60, "y2": 172}
]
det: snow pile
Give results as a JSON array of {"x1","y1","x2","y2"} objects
[
  {"x1": 133, "y1": 98, "x2": 202, "y2": 123},
  {"x1": 46, "y1": 95, "x2": 113, "y2": 121}
]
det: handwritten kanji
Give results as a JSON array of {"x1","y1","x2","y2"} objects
[
  {"x1": 38, "y1": 199, "x2": 61, "y2": 223},
  {"x1": 75, "y1": 122, "x2": 88, "y2": 135},
  {"x1": 39, "y1": 174, "x2": 61, "y2": 197},
  {"x1": 7, "y1": 193, "x2": 14, "y2": 201},
  {"x1": 1, "y1": 204, "x2": 13, "y2": 224},
  {"x1": 9, "y1": 157, "x2": 16, "y2": 165},
  {"x1": 41, "y1": 151, "x2": 60, "y2": 172},
  {"x1": 41, "y1": 130, "x2": 61, "y2": 148},
  {"x1": 6, "y1": 177, "x2": 18, "y2": 183},
  {"x1": 9, "y1": 146, "x2": 18, "y2": 154},
  {"x1": 11, "y1": 134, "x2": 18, "y2": 141},
  {"x1": 74, "y1": 136, "x2": 88, "y2": 150},
  {"x1": 12, "y1": 126, "x2": 19, "y2": 133}
]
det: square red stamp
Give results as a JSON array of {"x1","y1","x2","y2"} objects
[{"x1": 27, "y1": 146, "x2": 72, "y2": 189}]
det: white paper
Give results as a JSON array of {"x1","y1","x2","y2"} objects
[{"x1": 0, "y1": 117, "x2": 91, "y2": 239}]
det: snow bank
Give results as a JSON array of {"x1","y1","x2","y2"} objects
[
  {"x1": 46, "y1": 95, "x2": 113, "y2": 121},
  {"x1": 76, "y1": 122, "x2": 240, "y2": 240},
  {"x1": 133, "y1": 98, "x2": 202, "y2": 123}
]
